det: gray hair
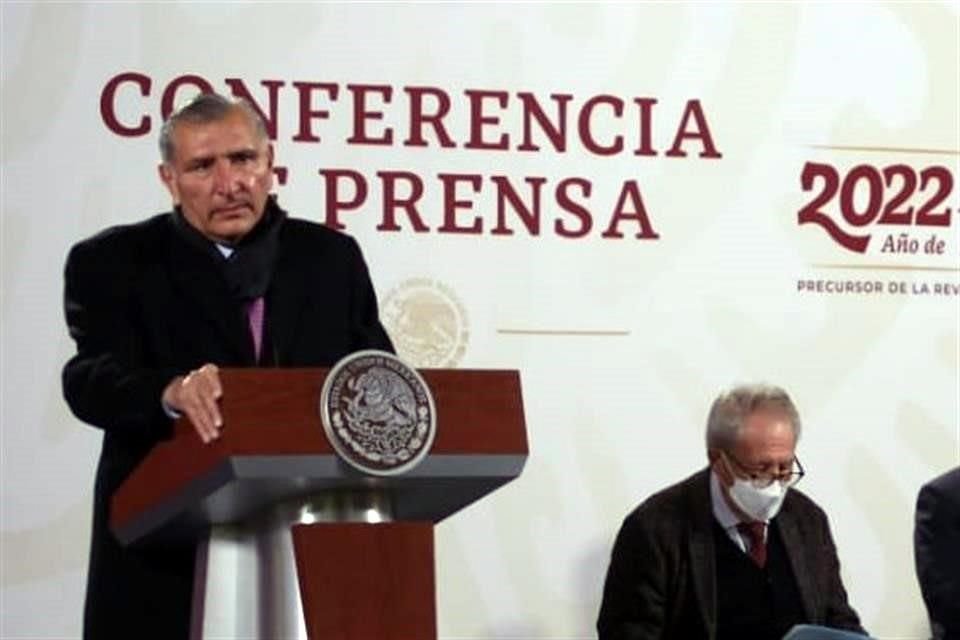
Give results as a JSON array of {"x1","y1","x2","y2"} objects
[
  {"x1": 705, "y1": 383, "x2": 802, "y2": 451},
  {"x1": 159, "y1": 92, "x2": 268, "y2": 163}
]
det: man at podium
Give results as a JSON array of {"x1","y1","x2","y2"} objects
[
  {"x1": 597, "y1": 383, "x2": 866, "y2": 640},
  {"x1": 62, "y1": 92, "x2": 393, "y2": 639}
]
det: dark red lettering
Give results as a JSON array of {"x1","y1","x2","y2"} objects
[
  {"x1": 224, "y1": 78, "x2": 285, "y2": 140},
  {"x1": 318, "y1": 168, "x2": 367, "y2": 230},
  {"x1": 632, "y1": 98, "x2": 657, "y2": 156},
  {"x1": 578, "y1": 95, "x2": 624, "y2": 156},
  {"x1": 377, "y1": 171, "x2": 429, "y2": 232},
  {"x1": 404, "y1": 86, "x2": 455, "y2": 148},
  {"x1": 346, "y1": 84, "x2": 394, "y2": 145},
  {"x1": 292, "y1": 82, "x2": 339, "y2": 143},
  {"x1": 160, "y1": 75, "x2": 215, "y2": 120},
  {"x1": 602, "y1": 180, "x2": 659, "y2": 238},
  {"x1": 517, "y1": 92, "x2": 572, "y2": 152},
  {"x1": 100, "y1": 72, "x2": 151, "y2": 136},
  {"x1": 490, "y1": 176, "x2": 546, "y2": 235},
  {"x1": 666, "y1": 99, "x2": 721, "y2": 158},
  {"x1": 437, "y1": 173, "x2": 483, "y2": 234},
  {"x1": 464, "y1": 89, "x2": 509, "y2": 150},
  {"x1": 555, "y1": 178, "x2": 593, "y2": 238}
]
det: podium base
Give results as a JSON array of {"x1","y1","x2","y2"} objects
[
  {"x1": 191, "y1": 518, "x2": 305, "y2": 640},
  {"x1": 190, "y1": 491, "x2": 435, "y2": 640},
  {"x1": 292, "y1": 521, "x2": 436, "y2": 639}
]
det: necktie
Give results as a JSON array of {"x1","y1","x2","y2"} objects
[
  {"x1": 246, "y1": 296, "x2": 265, "y2": 361},
  {"x1": 736, "y1": 521, "x2": 767, "y2": 568}
]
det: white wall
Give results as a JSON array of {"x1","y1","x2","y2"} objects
[{"x1": 2, "y1": 3, "x2": 958, "y2": 638}]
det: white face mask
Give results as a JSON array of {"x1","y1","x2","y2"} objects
[{"x1": 727, "y1": 478, "x2": 788, "y2": 522}]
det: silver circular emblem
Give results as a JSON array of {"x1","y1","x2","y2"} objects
[{"x1": 319, "y1": 350, "x2": 436, "y2": 476}]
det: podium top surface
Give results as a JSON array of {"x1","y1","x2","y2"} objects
[{"x1": 111, "y1": 367, "x2": 528, "y2": 544}]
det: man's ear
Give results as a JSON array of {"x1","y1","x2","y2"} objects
[
  {"x1": 158, "y1": 163, "x2": 179, "y2": 204},
  {"x1": 263, "y1": 142, "x2": 277, "y2": 193},
  {"x1": 264, "y1": 144, "x2": 276, "y2": 190}
]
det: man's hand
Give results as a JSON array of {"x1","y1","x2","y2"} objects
[{"x1": 162, "y1": 363, "x2": 223, "y2": 443}]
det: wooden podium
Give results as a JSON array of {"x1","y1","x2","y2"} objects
[{"x1": 110, "y1": 368, "x2": 527, "y2": 640}]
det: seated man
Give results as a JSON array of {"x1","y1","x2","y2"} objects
[
  {"x1": 914, "y1": 466, "x2": 960, "y2": 640},
  {"x1": 597, "y1": 383, "x2": 866, "y2": 640}
]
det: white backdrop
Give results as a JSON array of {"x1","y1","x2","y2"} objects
[{"x1": 2, "y1": 3, "x2": 958, "y2": 639}]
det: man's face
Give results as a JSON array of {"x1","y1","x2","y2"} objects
[
  {"x1": 158, "y1": 108, "x2": 274, "y2": 244},
  {"x1": 712, "y1": 409, "x2": 797, "y2": 513}
]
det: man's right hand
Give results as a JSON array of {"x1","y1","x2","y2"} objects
[{"x1": 162, "y1": 363, "x2": 223, "y2": 443}]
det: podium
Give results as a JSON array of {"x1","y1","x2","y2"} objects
[{"x1": 110, "y1": 367, "x2": 527, "y2": 640}]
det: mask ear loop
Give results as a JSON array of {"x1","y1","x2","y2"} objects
[{"x1": 717, "y1": 450, "x2": 740, "y2": 486}]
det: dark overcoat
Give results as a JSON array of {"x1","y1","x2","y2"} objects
[
  {"x1": 63, "y1": 205, "x2": 393, "y2": 639},
  {"x1": 597, "y1": 468, "x2": 866, "y2": 639}
]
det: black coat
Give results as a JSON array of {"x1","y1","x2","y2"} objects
[
  {"x1": 62, "y1": 206, "x2": 393, "y2": 639},
  {"x1": 597, "y1": 468, "x2": 866, "y2": 640},
  {"x1": 915, "y1": 467, "x2": 960, "y2": 640}
]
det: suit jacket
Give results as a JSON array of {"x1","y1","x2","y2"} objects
[
  {"x1": 62, "y1": 204, "x2": 393, "y2": 639},
  {"x1": 915, "y1": 467, "x2": 960, "y2": 640},
  {"x1": 597, "y1": 468, "x2": 865, "y2": 640}
]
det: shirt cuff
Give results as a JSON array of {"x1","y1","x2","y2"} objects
[{"x1": 161, "y1": 399, "x2": 181, "y2": 419}]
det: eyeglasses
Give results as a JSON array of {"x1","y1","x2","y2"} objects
[{"x1": 722, "y1": 451, "x2": 805, "y2": 489}]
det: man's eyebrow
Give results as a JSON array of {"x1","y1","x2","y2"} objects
[
  {"x1": 759, "y1": 459, "x2": 796, "y2": 470},
  {"x1": 185, "y1": 155, "x2": 215, "y2": 168}
]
